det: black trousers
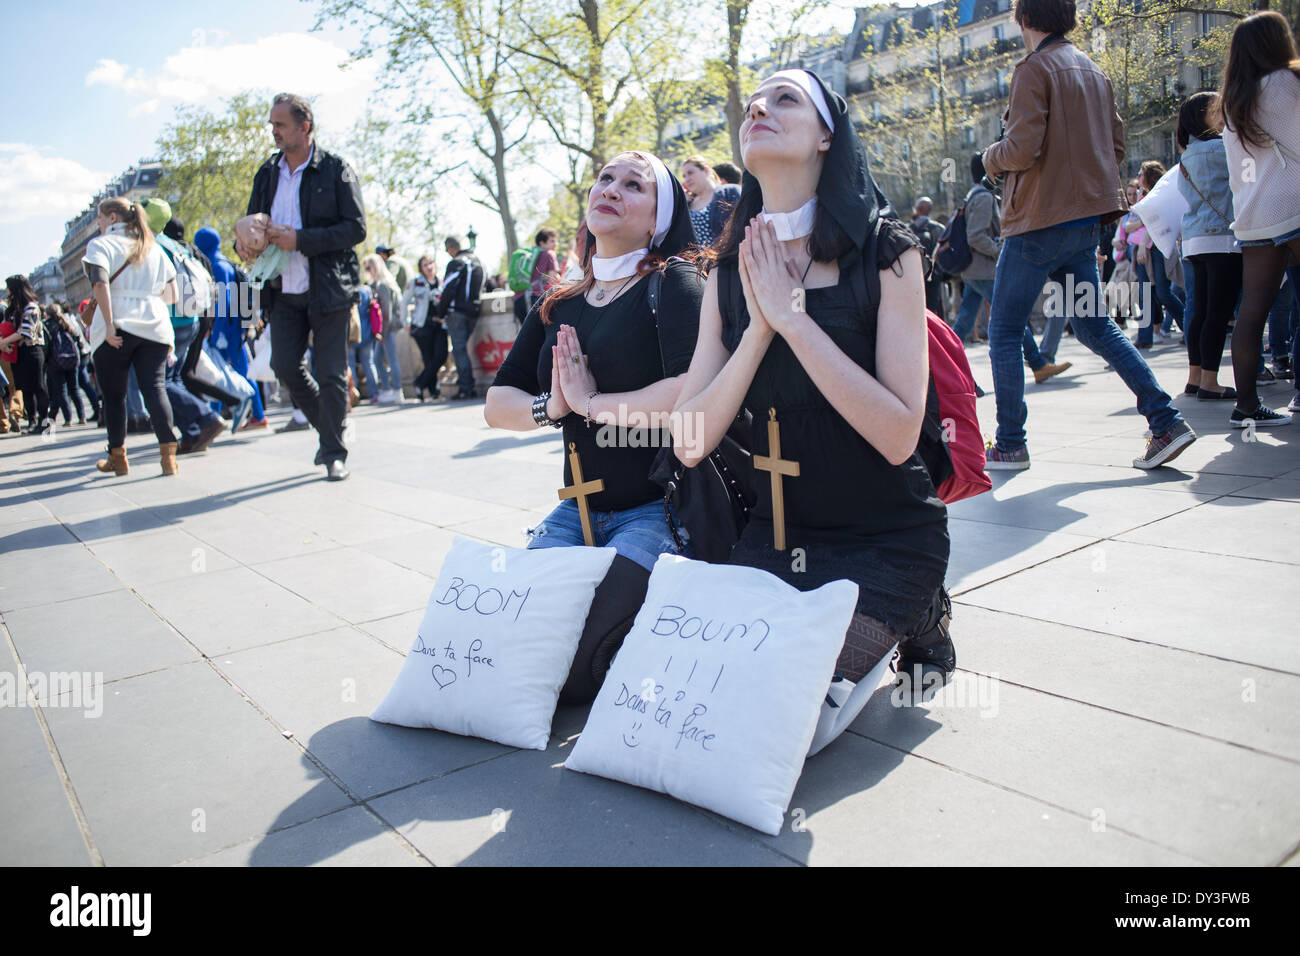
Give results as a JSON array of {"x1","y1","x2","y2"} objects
[
  {"x1": 269, "y1": 292, "x2": 350, "y2": 465},
  {"x1": 15, "y1": 344, "x2": 49, "y2": 424},
  {"x1": 94, "y1": 332, "x2": 176, "y2": 447},
  {"x1": 412, "y1": 322, "x2": 449, "y2": 393},
  {"x1": 47, "y1": 364, "x2": 86, "y2": 422},
  {"x1": 1187, "y1": 253, "x2": 1242, "y2": 373}
]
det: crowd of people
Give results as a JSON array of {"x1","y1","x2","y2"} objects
[{"x1": 4, "y1": 1, "x2": 1298, "y2": 719}]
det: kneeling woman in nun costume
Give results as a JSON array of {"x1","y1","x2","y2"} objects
[
  {"x1": 673, "y1": 69, "x2": 953, "y2": 731},
  {"x1": 486, "y1": 150, "x2": 703, "y2": 702}
]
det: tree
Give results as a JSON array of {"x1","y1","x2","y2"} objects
[
  {"x1": 313, "y1": 0, "x2": 533, "y2": 256},
  {"x1": 155, "y1": 92, "x2": 275, "y2": 241}
]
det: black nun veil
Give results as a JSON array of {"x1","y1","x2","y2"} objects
[{"x1": 715, "y1": 69, "x2": 904, "y2": 330}]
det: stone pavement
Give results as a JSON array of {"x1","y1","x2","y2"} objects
[{"x1": 3, "y1": 334, "x2": 1299, "y2": 867}]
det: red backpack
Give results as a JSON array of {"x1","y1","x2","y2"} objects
[
  {"x1": 923, "y1": 309, "x2": 992, "y2": 503},
  {"x1": 848, "y1": 222, "x2": 991, "y2": 504}
]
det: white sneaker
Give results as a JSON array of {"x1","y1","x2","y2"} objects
[
  {"x1": 377, "y1": 389, "x2": 393, "y2": 404},
  {"x1": 807, "y1": 644, "x2": 898, "y2": 757},
  {"x1": 1289, "y1": 393, "x2": 1300, "y2": 413}
]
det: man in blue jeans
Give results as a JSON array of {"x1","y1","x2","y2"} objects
[
  {"x1": 952, "y1": 152, "x2": 1072, "y2": 385},
  {"x1": 980, "y1": 0, "x2": 1195, "y2": 471}
]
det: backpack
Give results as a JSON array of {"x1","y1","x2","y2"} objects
[
  {"x1": 440, "y1": 254, "x2": 485, "y2": 318},
  {"x1": 934, "y1": 198, "x2": 974, "y2": 277},
  {"x1": 849, "y1": 220, "x2": 991, "y2": 504},
  {"x1": 159, "y1": 235, "x2": 216, "y2": 318},
  {"x1": 508, "y1": 246, "x2": 542, "y2": 293},
  {"x1": 51, "y1": 322, "x2": 80, "y2": 370}
]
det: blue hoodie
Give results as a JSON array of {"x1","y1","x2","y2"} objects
[{"x1": 194, "y1": 227, "x2": 242, "y2": 352}]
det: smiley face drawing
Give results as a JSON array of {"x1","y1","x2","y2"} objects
[{"x1": 622, "y1": 721, "x2": 643, "y2": 748}]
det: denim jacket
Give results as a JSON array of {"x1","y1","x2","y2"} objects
[{"x1": 1178, "y1": 137, "x2": 1237, "y2": 255}]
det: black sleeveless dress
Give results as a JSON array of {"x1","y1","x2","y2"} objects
[{"x1": 720, "y1": 220, "x2": 949, "y2": 637}]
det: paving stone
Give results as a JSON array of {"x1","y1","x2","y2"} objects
[
  {"x1": 850, "y1": 676, "x2": 1300, "y2": 865},
  {"x1": 951, "y1": 604, "x2": 1300, "y2": 762},
  {"x1": 0, "y1": 543, "x2": 123, "y2": 613},
  {"x1": 181, "y1": 805, "x2": 424, "y2": 866},
  {"x1": 41, "y1": 661, "x2": 352, "y2": 866},
  {"x1": 947, "y1": 518, "x2": 1094, "y2": 595},
  {"x1": 959, "y1": 540, "x2": 1300, "y2": 672},
  {"x1": 0, "y1": 637, "x2": 93, "y2": 866},
  {"x1": 217, "y1": 627, "x2": 509, "y2": 798},
  {"x1": 368, "y1": 739, "x2": 796, "y2": 867},
  {"x1": 1115, "y1": 496, "x2": 1300, "y2": 566},
  {"x1": 133, "y1": 566, "x2": 343, "y2": 657},
  {"x1": 764, "y1": 733, "x2": 1198, "y2": 866},
  {"x1": 355, "y1": 527, "x2": 460, "y2": 579},
  {"x1": 84, "y1": 526, "x2": 239, "y2": 587},
  {"x1": 4, "y1": 589, "x2": 198, "y2": 685},
  {"x1": 253, "y1": 549, "x2": 433, "y2": 624}
]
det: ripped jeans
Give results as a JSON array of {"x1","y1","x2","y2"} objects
[{"x1": 526, "y1": 498, "x2": 692, "y2": 572}]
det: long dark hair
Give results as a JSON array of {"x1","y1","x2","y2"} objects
[
  {"x1": 4, "y1": 275, "x2": 35, "y2": 322},
  {"x1": 1214, "y1": 11, "x2": 1300, "y2": 154}
]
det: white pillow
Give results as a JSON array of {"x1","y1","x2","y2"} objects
[
  {"x1": 565, "y1": 554, "x2": 858, "y2": 835},
  {"x1": 371, "y1": 537, "x2": 617, "y2": 750}
]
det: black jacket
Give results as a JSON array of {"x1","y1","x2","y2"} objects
[{"x1": 245, "y1": 144, "x2": 366, "y2": 314}]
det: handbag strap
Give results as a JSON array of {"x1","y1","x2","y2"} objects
[{"x1": 1179, "y1": 164, "x2": 1233, "y2": 229}]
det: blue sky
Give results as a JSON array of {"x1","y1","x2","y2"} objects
[
  {"x1": 1, "y1": 0, "x2": 372, "y2": 281},
  {"x1": 2, "y1": 0, "x2": 863, "y2": 284}
]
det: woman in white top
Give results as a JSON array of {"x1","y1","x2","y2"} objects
[
  {"x1": 1217, "y1": 10, "x2": 1300, "y2": 426},
  {"x1": 81, "y1": 196, "x2": 179, "y2": 475}
]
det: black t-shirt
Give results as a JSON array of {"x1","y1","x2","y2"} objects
[{"x1": 493, "y1": 259, "x2": 704, "y2": 512}]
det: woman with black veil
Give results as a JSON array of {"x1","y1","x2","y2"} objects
[{"x1": 672, "y1": 70, "x2": 953, "y2": 741}]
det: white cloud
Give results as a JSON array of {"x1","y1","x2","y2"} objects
[
  {"x1": 0, "y1": 144, "x2": 107, "y2": 225},
  {"x1": 84, "y1": 32, "x2": 379, "y2": 133}
]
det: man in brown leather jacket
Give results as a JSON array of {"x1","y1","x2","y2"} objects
[{"x1": 981, "y1": 0, "x2": 1194, "y2": 471}]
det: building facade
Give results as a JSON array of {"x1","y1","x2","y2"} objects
[
  {"x1": 29, "y1": 257, "x2": 67, "y2": 306},
  {"x1": 59, "y1": 161, "x2": 162, "y2": 305}
]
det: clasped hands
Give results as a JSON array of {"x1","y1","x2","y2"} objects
[
  {"x1": 738, "y1": 217, "x2": 809, "y2": 343},
  {"x1": 235, "y1": 223, "x2": 297, "y2": 262},
  {"x1": 547, "y1": 324, "x2": 600, "y2": 422}
]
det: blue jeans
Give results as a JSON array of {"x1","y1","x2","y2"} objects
[
  {"x1": 349, "y1": 340, "x2": 380, "y2": 399},
  {"x1": 445, "y1": 311, "x2": 476, "y2": 393},
  {"x1": 1149, "y1": 245, "x2": 1185, "y2": 337},
  {"x1": 166, "y1": 320, "x2": 220, "y2": 441},
  {"x1": 526, "y1": 498, "x2": 691, "y2": 572},
  {"x1": 1267, "y1": 269, "x2": 1300, "y2": 361},
  {"x1": 990, "y1": 220, "x2": 1180, "y2": 452},
  {"x1": 377, "y1": 330, "x2": 403, "y2": 392},
  {"x1": 954, "y1": 277, "x2": 1048, "y2": 369}
]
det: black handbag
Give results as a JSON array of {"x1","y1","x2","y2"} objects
[{"x1": 644, "y1": 266, "x2": 756, "y2": 563}]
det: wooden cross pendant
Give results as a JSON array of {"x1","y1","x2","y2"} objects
[
  {"x1": 752, "y1": 407, "x2": 799, "y2": 551},
  {"x1": 558, "y1": 442, "x2": 605, "y2": 546}
]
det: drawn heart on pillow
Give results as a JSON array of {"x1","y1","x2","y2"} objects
[{"x1": 432, "y1": 665, "x2": 457, "y2": 689}]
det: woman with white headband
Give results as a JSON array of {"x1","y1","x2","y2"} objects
[
  {"x1": 486, "y1": 150, "x2": 703, "y2": 700},
  {"x1": 672, "y1": 70, "x2": 953, "y2": 722}
]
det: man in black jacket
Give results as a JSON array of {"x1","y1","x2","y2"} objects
[
  {"x1": 238, "y1": 92, "x2": 365, "y2": 480},
  {"x1": 436, "y1": 235, "x2": 484, "y2": 400}
]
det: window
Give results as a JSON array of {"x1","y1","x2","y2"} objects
[
  {"x1": 931, "y1": 86, "x2": 940, "y2": 105},
  {"x1": 996, "y1": 69, "x2": 1008, "y2": 96},
  {"x1": 997, "y1": 0, "x2": 1010, "y2": 11},
  {"x1": 1165, "y1": 131, "x2": 1177, "y2": 159},
  {"x1": 872, "y1": 101, "x2": 882, "y2": 120},
  {"x1": 960, "y1": 77, "x2": 969, "y2": 96},
  {"x1": 993, "y1": 24, "x2": 1005, "y2": 43},
  {"x1": 964, "y1": 127, "x2": 976, "y2": 147},
  {"x1": 1200, "y1": 66, "x2": 1216, "y2": 90},
  {"x1": 1200, "y1": 13, "x2": 1214, "y2": 35},
  {"x1": 960, "y1": 35, "x2": 970, "y2": 57},
  {"x1": 1165, "y1": 22, "x2": 1177, "y2": 51}
]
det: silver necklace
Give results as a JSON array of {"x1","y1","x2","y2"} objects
[{"x1": 592, "y1": 273, "x2": 636, "y2": 302}]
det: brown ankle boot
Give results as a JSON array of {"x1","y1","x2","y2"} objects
[
  {"x1": 159, "y1": 441, "x2": 179, "y2": 476},
  {"x1": 96, "y1": 446, "x2": 129, "y2": 476}
]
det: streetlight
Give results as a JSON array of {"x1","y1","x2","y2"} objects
[{"x1": 466, "y1": 225, "x2": 477, "y2": 249}]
